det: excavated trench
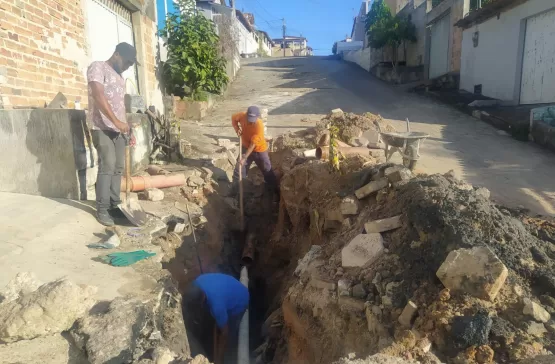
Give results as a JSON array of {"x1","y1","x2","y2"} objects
[{"x1": 161, "y1": 170, "x2": 287, "y2": 364}]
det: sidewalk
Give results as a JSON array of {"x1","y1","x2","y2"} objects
[{"x1": 0, "y1": 192, "x2": 160, "y2": 301}]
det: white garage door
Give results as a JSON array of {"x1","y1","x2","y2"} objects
[
  {"x1": 429, "y1": 14, "x2": 450, "y2": 79},
  {"x1": 520, "y1": 8, "x2": 555, "y2": 104},
  {"x1": 86, "y1": 0, "x2": 138, "y2": 94}
]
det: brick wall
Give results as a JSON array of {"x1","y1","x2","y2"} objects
[
  {"x1": 141, "y1": 13, "x2": 157, "y2": 107},
  {"x1": 0, "y1": 0, "x2": 89, "y2": 108}
]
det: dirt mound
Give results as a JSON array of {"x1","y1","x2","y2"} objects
[
  {"x1": 272, "y1": 110, "x2": 396, "y2": 153},
  {"x1": 253, "y1": 154, "x2": 555, "y2": 364}
]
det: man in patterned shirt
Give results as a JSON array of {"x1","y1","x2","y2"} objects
[{"x1": 87, "y1": 42, "x2": 138, "y2": 226}]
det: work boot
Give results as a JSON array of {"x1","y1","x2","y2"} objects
[
  {"x1": 97, "y1": 211, "x2": 115, "y2": 227},
  {"x1": 108, "y1": 207, "x2": 127, "y2": 220}
]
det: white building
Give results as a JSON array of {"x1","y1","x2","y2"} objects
[{"x1": 458, "y1": 0, "x2": 555, "y2": 105}]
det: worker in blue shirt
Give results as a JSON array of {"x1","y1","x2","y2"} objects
[{"x1": 185, "y1": 273, "x2": 249, "y2": 364}]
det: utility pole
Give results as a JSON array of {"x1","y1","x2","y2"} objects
[{"x1": 282, "y1": 18, "x2": 286, "y2": 57}]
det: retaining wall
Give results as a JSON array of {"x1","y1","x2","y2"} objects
[{"x1": 0, "y1": 109, "x2": 152, "y2": 200}]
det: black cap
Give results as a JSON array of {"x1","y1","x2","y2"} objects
[{"x1": 115, "y1": 42, "x2": 140, "y2": 65}]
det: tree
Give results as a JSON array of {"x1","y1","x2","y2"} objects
[
  {"x1": 160, "y1": 0, "x2": 228, "y2": 99},
  {"x1": 332, "y1": 42, "x2": 337, "y2": 55},
  {"x1": 365, "y1": 0, "x2": 417, "y2": 72}
]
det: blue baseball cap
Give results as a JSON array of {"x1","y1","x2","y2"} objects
[{"x1": 247, "y1": 106, "x2": 261, "y2": 123}]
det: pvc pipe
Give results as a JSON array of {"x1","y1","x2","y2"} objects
[
  {"x1": 303, "y1": 149, "x2": 317, "y2": 158},
  {"x1": 238, "y1": 266, "x2": 250, "y2": 364},
  {"x1": 242, "y1": 232, "x2": 256, "y2": 266},
  {"x1": 316, "y1": 146, "x2": 373, "y2": 160},
  {"x1": 120, "y1": 174, "x2": 187, "y2": 192}
]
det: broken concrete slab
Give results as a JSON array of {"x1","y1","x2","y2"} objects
[
  {"x1": 523, "y1": 298, "x2": 551, "y2": 323},
  {"x1": 331, "y1": 108, "x2": 344, "y2": 118},
  {"x1": 355, "y1": 178, "x2": 389, "y2": 199},
  {"x1": 144, "y1": 188, "x2": 165, "y2": 202},
  {"x1": 342, "y1": 233, "x2": 385, "y2": 268},
  {"x1": 294, "y1": 245, "x2": 322, "y2": 277},
  {"x1": 364, "y1": 215, "x2": 402, "y2": 233},
  {"x1": 0, "y1": 279, "x2": 97, "y2": 342},
  {"x1": 384, "y1": 166, "x2": 411, "y2": 183},
  {"x1": 436, "y1": 246, "x2": 508, "y2": 301},
  {"x1": 0, "y1": 272, "x2": 42, "y2": 303},
  {"x1": 340, "y1": 196, "x2": 359, "y2": 216},
  {"x1": 71, "y1": 298, "x2": 147, "y2": 364},
  {"x1": 362, "y1": 129, "x2": 381, "y2": 145},
  {"x1": 398, "y1": 301, "x2": 418, "y2": 328}
]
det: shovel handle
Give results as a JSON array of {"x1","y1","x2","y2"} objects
[{"x1": 125, "y1": 139, "x2": 131, "y2": 202}]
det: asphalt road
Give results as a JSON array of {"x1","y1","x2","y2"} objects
[{"x1": 187, "y1": 56, "x2": 555, "y2": 216}]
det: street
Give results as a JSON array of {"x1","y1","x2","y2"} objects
[{"x1": 186, "y1": 56, "x2": 555, "y2": 216}]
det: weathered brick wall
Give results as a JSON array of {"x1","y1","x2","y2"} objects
[
  {"x1": 141, "y1": 13, "x2": 157, "y2": 107},
  {"x1": 0, "y1": 0, "x2": 89, "y2": 108}
]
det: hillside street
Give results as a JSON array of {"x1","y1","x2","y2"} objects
[{"x1": 182, "y1": 56, "x2": 555, "y2": 216}]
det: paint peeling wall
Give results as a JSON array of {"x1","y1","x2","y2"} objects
[{"x1": 460, "y1": 0, "x2": 555, "y2": 103}]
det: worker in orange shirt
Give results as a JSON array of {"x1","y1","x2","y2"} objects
[{"x1": 232, "y1": 106, "x2": 277, "y2": 190}]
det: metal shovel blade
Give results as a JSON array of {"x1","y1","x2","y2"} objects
[{"x1": 118, "y1": 199, "x2": 148, "y2": 227}]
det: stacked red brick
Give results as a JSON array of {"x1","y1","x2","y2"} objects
[{"x1": 0, "y1": 0, "x2": 88, "y2": 108}]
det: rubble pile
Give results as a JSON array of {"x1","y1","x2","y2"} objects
[{"x1": 251, "y1": 117, "x2": 555, "y2": 364}]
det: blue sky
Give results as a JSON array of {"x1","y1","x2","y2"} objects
[
  {"x1": 234, "y1": 0, "x2": 364, "y2": 55},
  {"x1": 157, "y1": 0, "x2": 365, "y2": 56}
]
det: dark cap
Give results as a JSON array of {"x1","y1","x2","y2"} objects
[
  {"x1": 247, "y1": 106, "x2": 261, "y2": 123},
  {"x1": 115, "y1": 42, "x2": 140, "y2": 65}
]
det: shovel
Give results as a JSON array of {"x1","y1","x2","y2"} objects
[{"x1": 118, "y1": 134, "x2": 148, "y2": 226}]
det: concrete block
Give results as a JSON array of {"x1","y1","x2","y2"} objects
[
  {"x1": 342, "y1": 234, "x2": 385, "y2": 268},
  {"x1": 384, "y1": 166, "x2": 411, "y2": 183},
  {"x1": 355, "y1": 178, "x2": 389, "y2": 199},
  {"x1": 364, "y1": 215, "x2": 402, "y2": 233},
  {"x1": 398, "y1": 301, "x2": 418, "y2": 328},
  {"x1": 340, "y1": 196, "x2": 359, "y2": 216},
  {"x1": 436, "y1": 246, "x2": 508, "y2": 301},
  {"x1": 124, "y1": 94, "x2": 146, "y2": 113},
  {"x1": 523, "y1": 298, "x2": 551, "y2": 323},
  {"x1": 144, "y1": 188, "x2": 164, "y2": 202}
]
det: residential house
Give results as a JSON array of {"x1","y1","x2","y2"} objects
[
  {"x1": 0, "y1": 0, "x2": 162, "y2": 111},
  {"x1": 395, "y1": 0, "x2": 428, "y2": 67},
  {"x1": 272, "y1": 36, "x2": 310, "y2": 57},
  {"x1": 351, "y1": 0, "x2": 371, "y2": 44},
  {"x1": 425, "y1": 0, "x2": 470, "y2": 80},
  {"x1": 193, "y1": 1, "x2": 259, "y2": 56},
  {"x1": 256, "y1": 30, "x2": 274, "y2": 57},
  {"x1": 457, "y1": 0, "x2": 555, "y2": 105}
]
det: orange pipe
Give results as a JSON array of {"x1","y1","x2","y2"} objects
[
  {"x1": 316, "y1": 146, "x2": 371, "y2": 160},
  {"x1": 120, "y1": 174, "x2": 187, "y2": 192}
]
